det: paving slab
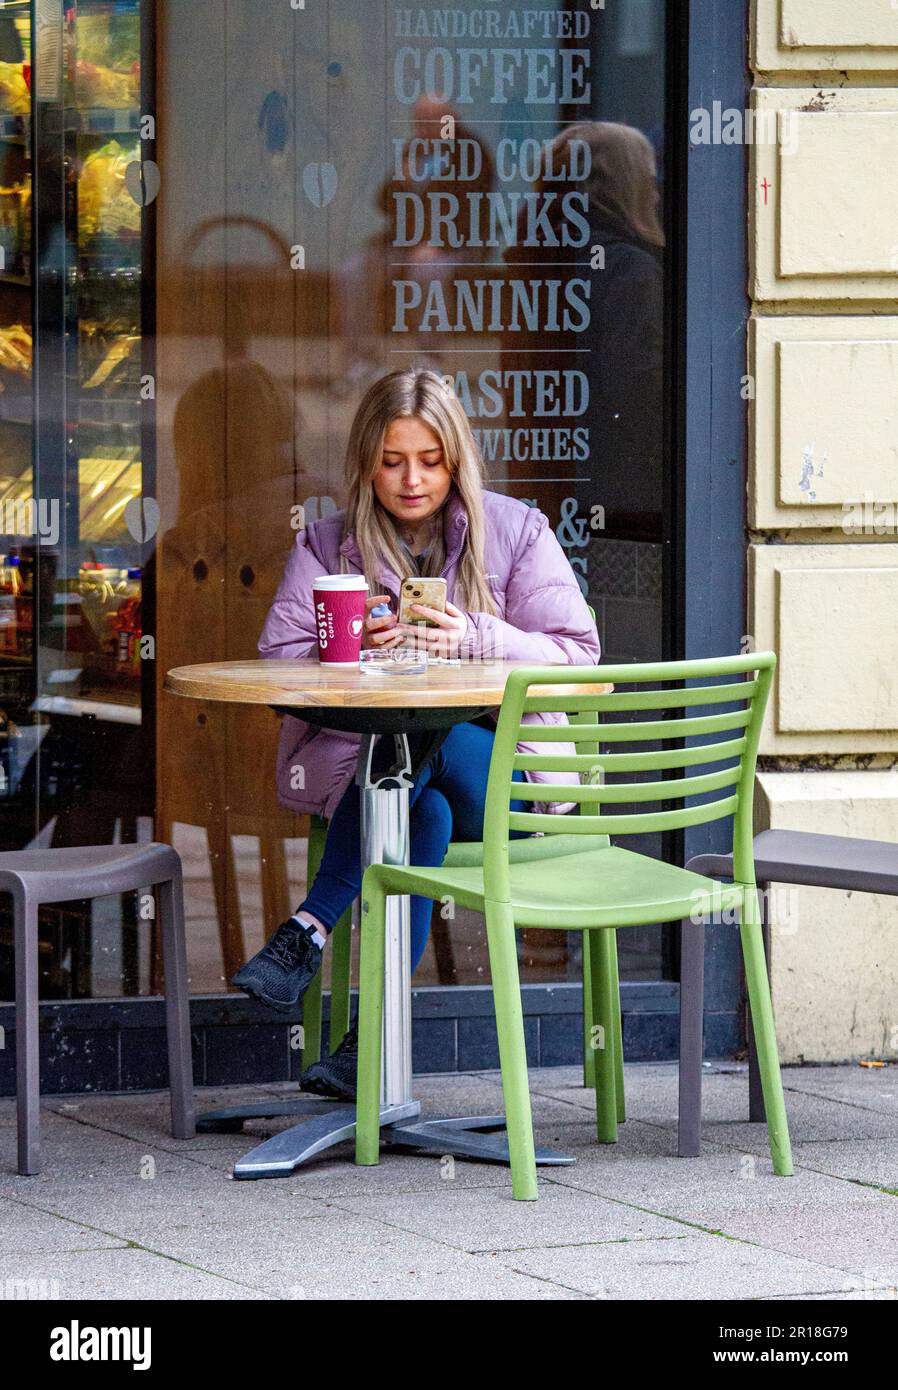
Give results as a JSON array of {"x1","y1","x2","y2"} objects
[
  {"x1": 774, "y1": 1287, "x2": 898, "y2": 1300},
  {"x1": 491, "y1": 1232, "x2": 852, "y2": 1301},
  {"x1": 0, "y1": 1114, "x2": 210, "y2": 1190},
  {"x1": 272, "y1": 1149, "x2": 514, "y2": 1198},
  {"x1": 540, "y1": 1123, "x2": 877, "y2": 1215},
  {"x1": 0, "y1": 1196, "x2": 126, "y2": 1255},
  {"x1": 531, "y1": 1066, "x2": 898, "y2": 1146},
  {"x1": 694, "y1": 1099, "x2": 897, "y2": 1150},
  {"x1": 0, "y1": 1246, "x2": 270, "y2": 1300},
  {"x1": 412, "y1": 1071, "x2": 596, "y2": 1129},
  {"x1": 46, "y1": 1092, "x2": 300, "y2": 1154},
  {"x1": 4, "y1": 1172, "x2": 323, "y2": 1246},
  {"x1": 786, "y1": 1139, "x2": 898, "y2": 1191},
  {"x1": 685, "y1": 1198, "x2": 898, "y2": 1284},
  {"x1": 1, "y1": 1064, "x2": 895, "y2": 1300},
  {"x1": 780, "y1": 1067, "x2": 898, "y2": 1117},
  {"x1": 529, "y1": 1063, "x2": 735, "y2": 1121},
  {"x1": 143, "y1": 1210, "x2": 583, "y2": 1300},
  {"x1": 329, "y1": 1177, "x2": 685, "y2": 1252}
]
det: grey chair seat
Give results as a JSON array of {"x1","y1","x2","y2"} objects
[
  {"x1": 10, "y1": 841, "x2": 195, "y2": 1176},
  {"x1": 0, "y1": 842, "x2": 180, "y2": 903},
  {"x1": 686, "y1": 829, "x2": 898, "y2": 897},
  {"x1": 679, "y1": 828, "x2": 898, "y2": 1158}
]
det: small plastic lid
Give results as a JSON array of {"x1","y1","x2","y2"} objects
[{"x1": 313, "y1": 575, "x2": 368, "y2": 592}]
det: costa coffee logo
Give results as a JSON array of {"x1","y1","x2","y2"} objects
[
  {"x1": 316, "y1": 600, "x2": 333, "y2": 649},
  {"x1": 348, "y1": 615, "x2": 364, "y2": 639}
]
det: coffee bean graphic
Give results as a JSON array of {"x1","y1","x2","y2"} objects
[
  {"x1": 124, "y1": 496, "x2": 161, "y2": 543},
  {"x1": 302, "y1": 161, "x2": 337, "y2": 208},
  {"x1": 124, "y1": 159, "x2": 161, "y2": 208}
]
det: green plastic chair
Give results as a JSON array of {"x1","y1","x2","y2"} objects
[
  {"x1": 299, "y1": 817, "x2": 353, "y2": 1070},
  {"x1": 355, "y1": 653, "x2": 793, "y2": 1200},
  {"x1": 302, "y1": 601, "x2": 623, "y2": 1101},
  {"x1": 437, "y1": 708, "x2": 624, "y2": 1115},
  {"x1": 302, "y1": 767, "x2": 624, "y2": 1106}
]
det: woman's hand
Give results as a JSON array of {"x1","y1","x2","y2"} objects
[
  {"x1": 398, "y1": 599, "x2": 469, "y2": 658},
  {"x1": 362, "y1": 594, "x2": 404, "y2": 650}
]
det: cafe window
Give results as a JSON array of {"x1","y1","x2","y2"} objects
[{"x1": 0, "y1": 0, "x2": 674, "y2": 1003}]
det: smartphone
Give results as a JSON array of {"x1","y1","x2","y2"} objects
[{"x1": 398, "y1": 576, "x2": 447, "y2": 627}]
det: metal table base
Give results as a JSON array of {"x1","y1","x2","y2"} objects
[
  {"x1": 200, "y1": 724, "x2": 575, "y2": 1179},
  {"x1": 382, "y1": 1115, "x2": 575, "y2": 1166},
  {"x1": 197, "y1": 1100, "x2": 574, "y2": 1178}
]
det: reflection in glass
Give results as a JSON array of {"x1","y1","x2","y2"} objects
[
  {"x1": 0, "y1": 0, "x2": 148, "y2": 1003},
  {"x1": 11, "y1": 1, "x2": 671, "y2": 1003}
]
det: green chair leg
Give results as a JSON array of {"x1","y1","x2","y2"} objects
[
  {"x1": 328, "y1": 907, "x2": 353, "y2": 1049},
  {"x1": 300, "y1": 817, "x2": 327, "y2": 1070},
  {"x1": 608, "y1": 931, "x2": 626, "y2": 1124},
  {"x1": 589, "y1": 928, "x2": 618, "y2": 1144},
  {"x1": 740, "y1": 885, "x2": 793, "y2": 1177},
  {"x1": 583, "y1": 933, "x2": 625, "y2": 1123},
  {"x1": 356, "y1": 876, "x2": 386, "y2": 1167},
  {"x1": 582, "y1": 933, "x2": 595, "y2": 1089},
  {"x1": 485, "y1": 899, "x2": 538, "y2": 1200},
  {"x1": 302, "y1": 816, "x2": 354, "y2": 1069},
  {"x1": 583, "y1": 934, "x2": 625, "y2": 1117}
]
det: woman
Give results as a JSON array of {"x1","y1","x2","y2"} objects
[{"x1": 232, "y1": 368, "x2": 601, "y2": 1098}]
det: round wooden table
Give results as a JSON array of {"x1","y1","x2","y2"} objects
[
  {"x1": 165, "y1": 657, "x2": 611, "y2": 1179},
  {"x1": 164, "y1": 657, "x2": 604, "y2": 723}
]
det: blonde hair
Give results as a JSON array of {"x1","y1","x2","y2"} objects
[
  {"x1": 342, "y1": 369, "x2": 497, "y2": 616},
  {"x1": 551, "y1": 121, "x2": 665, "y2": 248}
]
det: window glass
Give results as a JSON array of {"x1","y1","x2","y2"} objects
[{"x1": 2, "y1": 1, "x2": 669, "y2": 1001}]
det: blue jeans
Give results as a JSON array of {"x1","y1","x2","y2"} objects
[{"x1": 299, "y1": 720, "x2": 528, "y2": 974}]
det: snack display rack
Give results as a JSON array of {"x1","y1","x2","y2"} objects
[
  {"x1": 0, "y1": 1, "x2": 37, "y2": 732},
  {"x1": 0, "y1": 0, "x2": 152, "y2": 818},
  {"x1": 0, "y1": 1, "x2": 154, "y2": 1001}
]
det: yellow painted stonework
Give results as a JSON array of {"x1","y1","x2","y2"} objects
[
  {"x1": 778, "y1": 568, "x2": 898, "y2": 732},
  {"x1": 746, "y1": 2, "x2": 898, "y2": 1059},
  {"x1": 749, "y1": 316, "x2": 898, "y2": 529},
  {"x1": 779, "y1": 0, "x2": 898, "y2": 50},
  {"x1": 755, "y1": 771, "x2": 898, "y2": 1063},
  {"x1": 749, "y1": 544, "x2": 898, "y2": 754},
  {"x1": 751, "y1": 90, "x2": 898, "y2": 302},
  {"x1": 754, "y1": 0, "x2": 898, "y2": 72}
]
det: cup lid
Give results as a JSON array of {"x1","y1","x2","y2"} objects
[{"x1": 312, "y1": 575, "x2": 369, "y2": 591}]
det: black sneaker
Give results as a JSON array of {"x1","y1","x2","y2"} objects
[
  {"x1": 299, "y1": 1022, "x2": 359, "y2": 1100},
  {"x1": 230, "y1": 918, "x2": 323, "y2": 1012}
]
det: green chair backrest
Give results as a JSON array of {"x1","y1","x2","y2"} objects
[
  {"x1": 570, "y1": 603, "x2": 603, "y2": 820},
  {"x1": 482, "y1": 653, "x2": 776, "y2": 902}
]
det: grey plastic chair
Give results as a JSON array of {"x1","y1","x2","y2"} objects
[
  {"x1": 679, "y1": 829, "x2": 898, "y2": 1156},
  {"x1": 8, "y1": 842, "x2": 195, "y2": 1175}
]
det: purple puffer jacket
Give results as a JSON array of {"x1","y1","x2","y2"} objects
[{"x1": 258, "y1": 488, "x2": 601, "y2": 820}]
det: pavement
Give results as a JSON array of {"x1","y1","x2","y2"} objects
[{"x1": 1, "y1": 1062, "x2": 897, "y2": 1301}]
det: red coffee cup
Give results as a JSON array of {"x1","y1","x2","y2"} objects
[{"x1": 312, "y1": 575, "x2": 369, "y2": 666}]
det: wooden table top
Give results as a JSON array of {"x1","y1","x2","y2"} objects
[{"x1": 164, "y1": 659, "x2": 611, "y2": 709}]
